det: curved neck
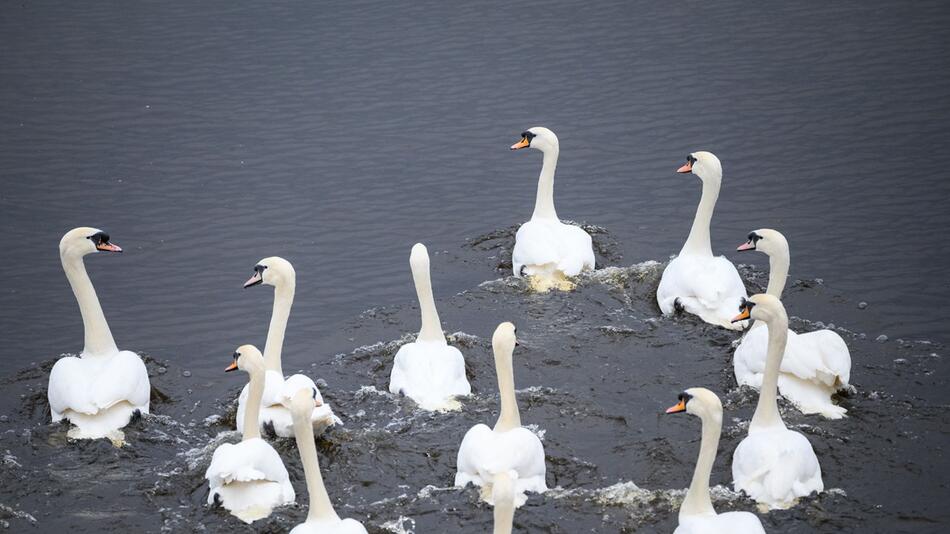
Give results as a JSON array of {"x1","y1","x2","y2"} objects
[
  {"x1": 492, "y1": 473, "x2": 515, "y2": 534},
  {"x1": 766, "y1": 250, "x2": 789, "y2": 299},
  {"x1": 751, "y1": 316, "x2": 788, "y2": 430},
  {"x1": 412, "y1": 258, "x2": 445, "y2": 344},
  {"x1": 293, "y1": 407, "x2": 339, "y2": 522},
  {"x1": 493, "y1": 344, "x2": 521, "y2": 432},
  {"x1": 242, "y1": 367, "x2": 265, "y2": 440},
  {"x1": 680, "y1": 177, "x2": 719, "y2": 257},
  {"x1": 680, "y1": 411, "x2": 720, "y2": 518},
  {"x1": 263, "y1": 283, "x2": 294, "y2": 375},
  {"x1": 531, "y1": 148, "x2": 559, "y2": 220},
  {"x1": 62, "y1": 254, "x2": 118, "y2": 357}
]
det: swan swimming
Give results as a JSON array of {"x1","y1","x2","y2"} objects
[
  {"x1": 389, "y1": 243, "x2": 471, "y2": 410},
  {"x1": 735, "y1": 229, "x2": 852, "y2": 419},
  {"x1": 656, "y1": 152, "x2": 748, "y2": 330},
  {"x1": 48, "y1": 227, "x2": 150, "y2": 446},
  {"x1": 510, "y1": 127, "x2": 595, "y2": 292},
  {"x1": 237, "y1": 257, "x2": 341, "y2": 438}
]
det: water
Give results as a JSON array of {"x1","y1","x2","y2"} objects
[{"x1": 1, "y1": 0, "x2": 948, "y2": 532}]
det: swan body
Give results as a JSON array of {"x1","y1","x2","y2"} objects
[
  {"x1": 389, "y1": 243, "x2": 471, "y2": 410},
  {"x1": 731, "y1": 295, "x2": 823, "y2": 509},
  {"x1": 207, "y1": 345, "x2": 295, "y2": 523},
  {"x1": 665, "y1": 388, "x2": 765, "y2": 534},
  {"x1": 237, "y1": 257, "x2": 340, "y2": 437},
  {"x1": 48, "y1": 227, "x2": 150, "y2": 444},
  {"x1": 456, "y1": 323, "x2": 547, "y2": 507},
  {"x1": 288, "y1": 388, "x2": 368, "y2": 534},
  {"x1": 735, "y1": 229, "x2": 851, "y2": 419},
  {"x1": 657, "y1": 152, "x2": 747, "y2": 330},
  {"x1": 510, "y1": 127, "x2": 594, "y2": 291}
]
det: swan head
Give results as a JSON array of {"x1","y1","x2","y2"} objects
[
  {"x1": 492, "y1": 322, "x2": 519, "y2": 354},
  {"x1": 665, "y1": 387, "x2": 722, "y2": 422},
  {"x1": 243, "y1": 256, "x2": 295, "y2": 289},
  {"x1": 731, "y1": 293, "x2": 786, "y2": 324},
  {"x1": 409, "y1": 243, "x2": 430, "y2": 272},
  {"x1": 225, "y1": 344, "x2": 265, "y2": 373},
  {"x1": 59, "y1": 227, "x2": 122, "y2": 258},
  {"x1": 288, "y1": 387, "x2": 321, "y2": 418},
  {"x1": 676, "y1": 151, "x2": 722, "y2": 183},
  {"x1": 737, "y1": 228, "x2": 788, "y2": 257},
  {"x1": 510, "y1": 126, "x2": 559, "y2": 153}
]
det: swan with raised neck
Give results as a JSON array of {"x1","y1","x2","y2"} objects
[
  {"x1": 677, "y1": 151, "x2": 722, "y2": 257},
  {"x1": 409, "y1": 243, "x2": 446, "y2": 344},
  {"x1": 243, "y1": 256, "x2": 295, "y2": 375},
  {"x1": 227, "y1": 344, "x2": 267, "y2": 441},
  {"x1": 290, "y1": 388, "x2": 339, "y2": 522},
  {"x1": 492, "y1": 322, "x2": 521, "y2": 432},
  {"x1": 511, "y1": 126, "x2": 560, "y2": 221},
  {"x1": 733, "y1": 294, "x2": 788, "y2": 430}
]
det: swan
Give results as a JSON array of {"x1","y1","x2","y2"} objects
[
  {"x1": 236, "y1": 257, "x2": 341, "y2": 438},
  {"x1": 288, "y1": 388, "x2": 368, "y2": 534},
  {"x1": 389, "y1": 243, "x2": 471, "y2": 410},
  {"x1": 510, "y1": 127, "x2": 595, "y2": 292},
  {"x1": 665, "y1": 388, "x2": 766, "y2": 534},
  {"x1": 735, "y1": 229, "x2": 852, "y2": 419},
  {"x1": 730, "y1": 295, "x2": 824, "y2": 509},
  {"x1": 657, "y1": 152, "x2": 748, "y2": 330},
  {"x1": 206, "y1": 345, "x2": 295, "y2": 523},
  {"x1": 48, "y1": 227, "x2": 150, "y2": 445},
  {"x1": 455, "y1": 322, "x2": 547, "y2": 507}
]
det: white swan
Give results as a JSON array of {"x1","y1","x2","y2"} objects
[
  {"x1": 510, "y1": 127, "x2": 595, "y2": 292},
  {"x1": 665, "y1": 388, "x2": 766, "y2": 534},
  {"x1": 48, "y1": 227, "x2": 150, "y2": 445},
  {"x1": 288, "y1": 388, "x2": 368, "y2": 534},
  {"x1": 389, "y1": 243, "x2": 471, "y2": 410},
  {"x1": 735, "y1": 229, "x2": 852, "y2": 419},
  {"x1": 455, "y1": 322, "x2": 547, "y2": 507},
  {"x1": 657, "y1": 152, "x2": 748, "y2": 330},
  {"x1": 206, "y1": 345, "x2": 295, "y2": 523},
  {"x1": 236, "y1": 257, "x2": 340, "y2": 438},
  {"x1": 731, "y1": 295, "x2": 824, "y2": 509}
]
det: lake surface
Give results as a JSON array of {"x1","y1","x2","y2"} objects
[{"x1": 1, "y1": 0, "x2": 948, "y2": 532}]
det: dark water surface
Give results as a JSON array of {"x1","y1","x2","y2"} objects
[{"x1": 1, "y1": 1, "x2": 949, "y2": 532}]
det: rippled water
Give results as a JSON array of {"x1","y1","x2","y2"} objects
[{"x1": 1, "y1": 0, "x2": 949, "y2": 532}]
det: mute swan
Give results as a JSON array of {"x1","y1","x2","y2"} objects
[
  {"x1": 206, "y1": 345, "x2": 295, "y2": 523},
  {"x1": 455, "y1": 322, "x2": 547, "y2": 507},
  {"x1": 389, "y1": 243, "x2": 471, "y2": 410},
  {"x1": 735, "y1": 229, "x2": 852, "y2": 419},
  {"x1": 510, "y1": 127, "x2": 595, "y2": 292},
  {"x1": 48, "y1": 227, "x2": 150, "y2": 445},
  {"x1": 492, "y1": 470, "x2": 516, "y2": 534},
  {"x1": 288, "y1": 388, "x2": 368, "y2": 534},
  {"x1": 731, "y1": 295, "x2": 824, "y2": 509},
  {"x1": 237, "y1": 257, "x2": 341, "y2": 438},
  {"x1": 657, "y1": 152, "x2": 748, "y2": 330},
  {"x1": 665, "y1": 388, "x2": 766, "y2": 534}
]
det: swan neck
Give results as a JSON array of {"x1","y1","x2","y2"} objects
[
  {"x1": 766, "y1": 250, "x2": 789, "y2": 299},
  {"x1": 293, "y1": 406, "x2": 339, "y2": 521},
  {"x1": 680, "y1": 411, "x2": 720, "y2": 518},
  {"x1": 531, "y1": 148, "x2": 559, "y2": 220},
  {"x1": 242, "y1": 368, "x2": 264, "y2": 440},
  {"x1": 751, "y1": 318, "x2": 788, "y2": 430},
  {"x1": 263, "y1": 283, "x2": 294, "y2": 375},
  {"x1": 62, "y1": 253, "x2": 118, "y2": 357},
  {"x1": 412, "y1": 257, "x2": 445, "y2": 344},
  {"x1": 492, "y1": 477, "x2": 515, "y2": 534},
  {"x1": 680, "y1": 177, "x2": 719, "y2": 257},
  {"x1": 493, "y1": 345, "x2": 521, "y2": 432}
]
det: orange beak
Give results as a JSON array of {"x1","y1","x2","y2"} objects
[
  {"x1": 665, "y1": 399, "x2": 687, "y2": 414},
  {"x1": 96, "y1": 242, "x2": 123, "y2": 252},
  {"x1": 737, "y1": 240, "x2": 756, "y2": 251},
  {"x1": 731, "y1": 308, "x2": 751, "y2": 323},
  {"x1": 225, "y1": 361, "x2": 238, "y2": 372},
  {"x1": 243, "y1": 272, "x2": 263, "y2": 288},
  {"x1": 510, "y1": 137, "x2": 530, "y2": 150},
  {"x1": 676, "y1": 161, "x2": 692, "y2": 173}
]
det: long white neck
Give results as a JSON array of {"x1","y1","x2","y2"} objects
[
  {"x1": 766, "y1": 249, "x2": 789, "y2": 299},
  {"x1": 680, "y1": 410, "x2": 720, "y2": 518},
  {"x1": 750, "y1": 315, "x2": 788, "y2": 430},
  {"x1": 493, "y1": 344, "x2": 521, "y2": 432},
  {"x1": 263, "y1": 282, "x2": 294, "y2": 375},
  {"x1": 680, "y1": 176, "x2": 720, "y2": 257},
  {"x1": 531, "y1": 148, "x2": 559, "y2": 220},
  {"x1": 492, "y1": 472, "x2": 515, "y2": 534},
  {"x1": 412, "y1": 254, "x2": 445, "y2": 344},
  {"x1": 242, "y1": 367, "x2": 265, "y2": 441},
  {"x1": 62, "y1": 253, "x2": 118, "y2": 357},
  {"x1": 293, "y1": 406, "x2": 339, "y2": 522}
]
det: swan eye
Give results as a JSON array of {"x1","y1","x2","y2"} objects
[
  {"x1": 87, "y1": 232, "x2": 109, "y2": 245},
  {"x1": 311, "y1": 388, "x2": 318, "y2": 400},
  {"x1": 686, "y1": 154, "x2": 697, "y2": 165},
  {"x1": 254, "y1": 264, "x2": 267, "y2": 274},
  {"x1": 678, "y1": 392, "x2": 693, "y2": 403},
  {"x1": 521, "y1": 131, "x2": 535, "y2": 141},
  {"x1": 232, "y1": 351, "x2": 240, "y2": 360},
  {"x1": 748, "y1": 232, "x2": 762, "y2": 243}
]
